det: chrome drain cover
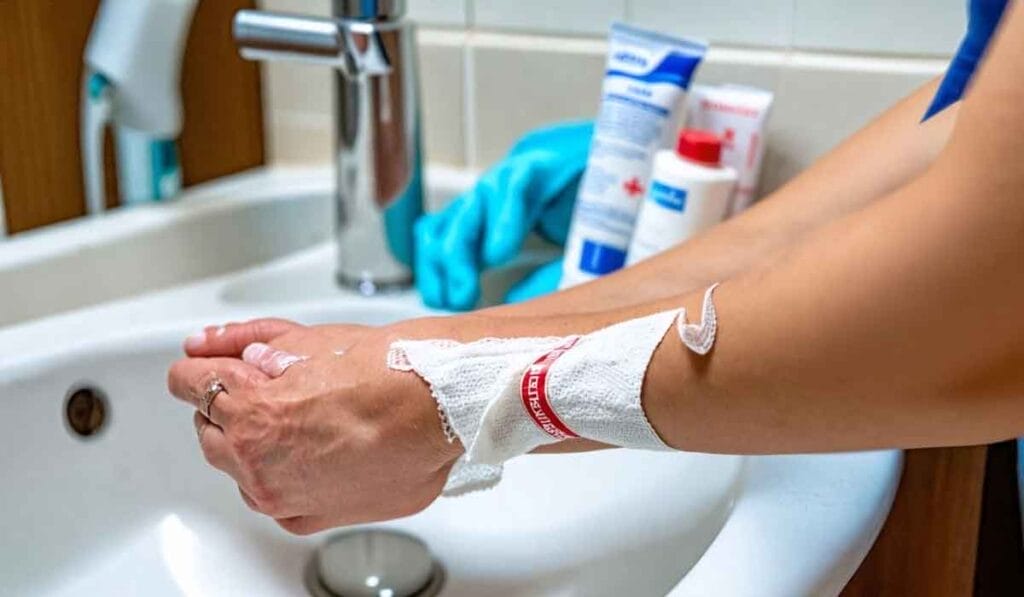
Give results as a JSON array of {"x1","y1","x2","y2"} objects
[{"x1": 305, "y1": 529, "x2": 444, "y2": 597}]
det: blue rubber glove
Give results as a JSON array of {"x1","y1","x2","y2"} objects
[
  {"x1": 415, "y1": 121, "x2": 593, "y2": 310},
  {"x1": 503, "y1": 258, "x2": 565, "y2": 305}
]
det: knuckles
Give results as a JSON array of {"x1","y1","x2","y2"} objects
[
  {"x1": 234, "y1": 368, "x2": 267, "y2": 390},
  {"x1": 224, "y1": 396, "x2": 296, "y2": 518}
]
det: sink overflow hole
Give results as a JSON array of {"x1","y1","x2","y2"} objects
[{"x1": 64, "y1": 386, "x2": 108, "y2": 438}]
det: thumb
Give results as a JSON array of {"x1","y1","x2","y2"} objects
[
  {"x1": 242, "y1": 343, "x2": 307, "y2": 378},
  {"x1": 184, "y1": 318, "x2": 303, "y2": 357}
]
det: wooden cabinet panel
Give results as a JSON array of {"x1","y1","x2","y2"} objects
[
  {"x1": 0, "y1": 0, "x2": 263, "y2": 234},
  {"x1": 843, "y1": 446, "x2": 988, "y2": 596}
]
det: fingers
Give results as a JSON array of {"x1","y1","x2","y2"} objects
[
  {"x1": 167, "y1": 357, "x2": 269, "y2": 425},
  {"x1": 439, "y1": 198, "x2": 485, "y2": 310},
  {"x1": 275, "y1": 515, "x2": 329, "y2": 536},
  {"x1": 415, "y1": 213, "x2": 451, "y2": 309},
  {"x1": 184, "y1": 318, "x2": 302, "y2": 357},
  {"x1": 504, "y1": 258, "x2": 564, "y2": 304},
  {"x1": 238, "y1": 485, "x2": 261, "y2": 512},
  {"x1": 480, "y1": 164, "x2": 531, "y2": 266},
  {"x1": 194, "y1": 411, "x2": 240, "y2": 477},
  {"x1": 242, "y1": 343, "x2": 307, "y2": 378},
  {"x1": 196, "y1": 414, "x2": 298, "y2": 519}
]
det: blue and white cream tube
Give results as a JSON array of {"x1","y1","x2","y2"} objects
[{"x1": 560, "y1": 24, "x2": 706, "y2": 288}]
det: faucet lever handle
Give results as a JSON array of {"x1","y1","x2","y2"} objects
[
  {"x1": 340, "y1": 21, "x2": 392, "y2": 77},
  {"x1": 232, "y1": 10, "x2": 392, "y2": 78}
]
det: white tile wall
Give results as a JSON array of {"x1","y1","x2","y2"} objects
[
  {"x1": 265, "y1": 110, "x2": 333, "y2": 165},
  {"x1": 418, "y1": 40, "x2": 467, "y2": 165},
  {"x1": 256, "y1": 0, "x2": 329, "y2": 15},
  {"x1": 629, "y1": 0, "x2": 793, "y2": 48},
  {"x1": 697, "y1": 48, "x2": 786, "y2": 93},
  {"x1": 473, "y1": 0, "x2": 627, "y2": 36},
  {"x1": 260, "y1": 0, "x2": 967, "y2": 196},
  {"x1": 792, "y1": 0, "x2": 965, "y2": 56},
  {"x1": 761, "y1": 57, "x2": 943, "y2": 195},
  {"x1": 471, "y1": 39, "x2": 607, "y2": 164},
  {"x1": 260, "y1": 0, "x2": 469, "y2": 26},
  {"x1": 408, "y1": 0, "x2": 468, "y2": 28},
  {"x1": 260, "y1": 61, "x2": 333, "y2": 164}
]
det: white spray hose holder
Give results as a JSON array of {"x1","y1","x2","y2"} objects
[{"x1": 81, "y1": 72, "x2": 114, "y2": 216}]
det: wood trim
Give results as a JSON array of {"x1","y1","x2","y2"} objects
[
  {"x1": 842, "y1": 446, "x2": 988, "y2": 596},
  {"x1": 0, "y1": 1, "x2": 104, "y2": 233},
  {"x1": 973, "y1": 440, "x2": 1024, "y2": 596},
  {"x1": 179, "y1": 0, "x2": 264, "y2": 186}
]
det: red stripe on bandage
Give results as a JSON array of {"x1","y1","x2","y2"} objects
[{"x1": 520, "y1": 336, "x2": 581, "y2": 440}]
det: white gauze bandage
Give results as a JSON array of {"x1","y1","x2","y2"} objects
[{"x1": 388, "y1": 284, "x2": 720, "y2": 495}]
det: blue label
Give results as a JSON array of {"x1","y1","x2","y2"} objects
[
  {"x1": 650, "y1": 181, "x2": 687, "y2": 212},
  {"x1": 579, "y1": 240, "x2": 627, "y2": 275},
  {"x1": 606, "y1": 52, "x2": 703, "y2": 89}
]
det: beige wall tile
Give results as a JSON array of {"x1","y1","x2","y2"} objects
[
  {"x1": 473, "y1": 0, "x2": 627, "y2": 35},
  {"x1": 470, "y1": 43, "x2": 606, "y2": 166},
  {"x1": 629, "y1": 0, "x2": 793, "y2": 48},
  {"x1": 419, "y1": 42, "x2": 467, "y2": 166},
  {"x1": 793, "y1": 0, "x2": 964, "y2": 56},
  {"x1": 260, "y1": 60, "x2": 333, "y2": 165},
  {"x1": 256, "y1": 0, "x2": 330, "y2": 15},
  {"x1": 262, "y1": 36, "x2": 466, "y2": 166},
  {"x1": 262, "y1": 62, "x2": 332, "y2": 115},
  {"x1": 759, "y1": 60, "x2": 941, "y2": 196},
  {"x1": 409, "y1": 0, "x2": 468, "y2": 27},
  {"x1": 693, "y1": 49, "x2": 785, "y2": 92},
  {"x1": 266, "y1": 110, "x2": 333, "y2": 165}
]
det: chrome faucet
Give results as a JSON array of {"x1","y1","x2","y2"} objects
[{"x1": 233, "y1": 0, "x2": 422, "y2": 294}]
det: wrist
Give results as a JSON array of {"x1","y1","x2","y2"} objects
[{"x1": 385, "y1": 307, "x2": 681, "y2": 495}]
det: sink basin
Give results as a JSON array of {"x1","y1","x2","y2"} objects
[
  {"x1": 0, "y1": 166, "x2": 902, "y2": 596},
  {"x1": 0, "y1": 169, "x2": 330, "y2": 329},
  {"x1": 0, "y1": 166, "x2": 476, "y2": 329},
  {"x1": 219, "y1": 241, "x2": 561, "y2": 308}
]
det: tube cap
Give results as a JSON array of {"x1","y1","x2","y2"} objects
[{"x1": 676, "y1": 129, "x2": 722, "y2": 166}]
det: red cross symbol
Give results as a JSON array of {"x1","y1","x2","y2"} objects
[{"x1": 623, "y1": 176, "x2": 645, "y2": 198}]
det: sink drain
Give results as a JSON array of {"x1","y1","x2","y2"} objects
[
  {"x1": 64, "y1": 385, "x2": 109, "y2": 438},
  {"x1": 305, "y1": 529, "x2": 444, "y2": 597}
]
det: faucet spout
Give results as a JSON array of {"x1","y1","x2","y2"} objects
[
  {"x1": 232, "y1": 10, "x2": 391, "y2": 78},
  {"x1": 233, "y1": 4, "x2": 423, "y2": 294}
]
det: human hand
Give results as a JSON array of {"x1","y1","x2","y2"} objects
[{"x1": 169, "y1": 318, "x2": 463, "y2": 534}]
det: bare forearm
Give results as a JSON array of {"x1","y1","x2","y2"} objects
[
  {"x1": 639, "y1": 174, "x2": 1020, "y2": 454},
  {"x1": 484, "y1": 6, "x2": 1024, "y2": 453},
  {"x1": 488, "y1": 77, "x2": 956, "y2": 318},
  {"x1": 523, "y1": 141, "x2": 1023, "y2": 454},
  {"x1": 640, "y1": 7, "x2": 1024, "y2": 452}
]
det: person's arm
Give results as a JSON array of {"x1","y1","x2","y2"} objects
[
  {"x1": 487, "y1": 75, "x2": 958, "y2": 318},
  {"x1": 609, "y1": 3, "x2": 1024, "y2": 452},
  {"x1": 167, "y1": 15, "x2": 1022, "y2": 528}
]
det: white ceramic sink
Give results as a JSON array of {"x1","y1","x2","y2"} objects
[
  {"x1": 0, "y1": 308, "x2": 739, "y2": 596},
  {"x1": 0, "y1": 166, "x2": 475, "y2": 329},
  {"x1": 0, "y1": 167, "x2": 902, "y2": 596},
  {"x1": 0, "y1": 169, "x2": 329, "y2": 328}
]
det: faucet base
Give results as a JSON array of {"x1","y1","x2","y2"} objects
[{"x1": 336, "y1": 271, "x2": 414, "y2": 297}]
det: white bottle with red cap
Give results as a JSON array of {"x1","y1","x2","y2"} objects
[{"x1": 626, "y1": 129, "x2": 738, "y2": 265}]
